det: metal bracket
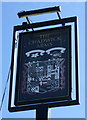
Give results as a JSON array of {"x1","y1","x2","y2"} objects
[
  {"x1": 18, "y1": 6, "x2": 62, "y2": 31},
  {"x1": 18, "y1": 6, "x2": 61, "y2": 18},
  {"x1": 26, "y1": 17, "x2": 34, "y2": 31},
  {"x1": 57, "y1": 12, "x2": 61, "y2": 19},
  {"x1": 57, "y1": 12, "x2": 65, "y2": 26}
]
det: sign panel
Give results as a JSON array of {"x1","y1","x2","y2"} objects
[{"x1": 15, "y1": 25, "x2": 71, "y2": 106}]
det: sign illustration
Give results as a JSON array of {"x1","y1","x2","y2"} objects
[
  {"x1": 15, "y1": 25, "x2": 71, "y2": 106},
  {"x1": 24, "y1": 47, "x2": 66, "y2": 94}
]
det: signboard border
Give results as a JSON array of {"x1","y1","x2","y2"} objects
[
  {"x1": 15, "y1": 25, "x2": 72, "y2": 106},
  {"x1": 8, "y1": 16, "x2": 79, "y2": 112}
]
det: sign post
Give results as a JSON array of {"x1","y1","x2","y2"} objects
[{"x1": 36, "y1": 105, "x2": 48, "y2": 120}]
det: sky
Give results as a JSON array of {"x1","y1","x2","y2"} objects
[
  {"x1": 0, "y1": 0, "x2": 86, "y2": 2},
  {"x1": 0, "y1": 2, "x2": 2, "y2": 120},
  {"x1": 1, "y1": 1, "x2": 85, "y2": 119}
]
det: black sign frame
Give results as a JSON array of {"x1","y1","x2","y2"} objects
[
  {"x1": 15, "y1": 25, "x2": 71, "y2": 106},
  {"x1": 8, "y1": 16, "x2": 79, "y2": 112}
]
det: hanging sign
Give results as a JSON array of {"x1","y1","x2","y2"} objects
[{"x1": 15, "y1": 25, "x2": 72, "y2": 106}]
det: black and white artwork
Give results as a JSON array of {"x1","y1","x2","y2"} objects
[
  {"x1": 15, "y1": 25, "x2": 71, "y2": 105},
  {"x1": 25, "y1": 47, "x2": 66, "y2": 94}
]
